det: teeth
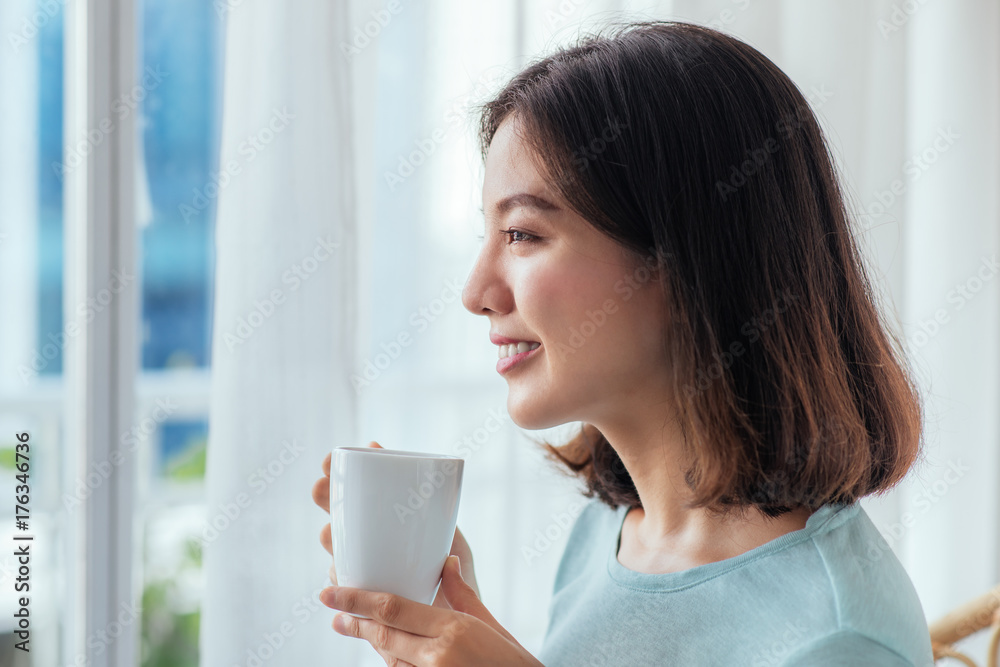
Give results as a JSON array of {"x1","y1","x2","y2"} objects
[{"x1": 498, "y1": 342, "x2": 540, "y2": 359}]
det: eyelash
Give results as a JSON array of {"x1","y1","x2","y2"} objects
[
  {"x1": 500, "y1": 229, "x2": 535, "y2": 245},
  {"x1": 474, "y1": 229, "x2": 537, "y2": 245}
]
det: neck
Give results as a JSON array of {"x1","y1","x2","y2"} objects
[{"x1": 592, "y1": 401, "x2": 814, "y2": 572}]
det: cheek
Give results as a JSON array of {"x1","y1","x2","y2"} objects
[
  {"x1": 519, "y1": 261, "x2": 633, "y2": 349},
  {"x1": 613, "y1": 289, "x2": 666, "y2": 357}
]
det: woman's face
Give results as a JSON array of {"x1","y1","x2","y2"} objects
[{"x1": 461, "y1": 116, "x2": 670, "y2": 430}]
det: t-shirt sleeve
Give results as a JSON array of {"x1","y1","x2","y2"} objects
[{"x1": 780, "y1": 629, "x2": 916, "y2": 666}]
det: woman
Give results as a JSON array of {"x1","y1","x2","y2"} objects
[{"x1": 312, "y1": 20, "x2": 935, "y2": 666}]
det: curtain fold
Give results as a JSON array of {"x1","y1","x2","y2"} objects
[
  {"x1": 900, "y1": 0, "x2": 1000, "y2": 630},
  {"x1": 201, "y1": 0, "x2": 364, "y2": 663}
]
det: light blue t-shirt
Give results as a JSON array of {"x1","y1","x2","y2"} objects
[{"x1": 536, "y1": 498, "x2": 935, "y2": 666}]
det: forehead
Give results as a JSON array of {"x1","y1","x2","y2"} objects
[{"x1": 482, "y1": 116, "x2": 556, "y2": 212}]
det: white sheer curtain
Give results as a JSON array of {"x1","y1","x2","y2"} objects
[
  {"x1": 200, "y1": 0, "x2": 362, "y2": 664},
  {"x1": 203, "y1": 0, "x2": 999, "y2": 664}
]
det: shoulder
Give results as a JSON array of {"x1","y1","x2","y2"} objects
[
  {"x1": 559, "y1": 495, "x2": 620, "y2": 544},
  {"x1": 780, "y1": 629, "x2": 920, "y2": 666},
  {"x1": 547, "y1": 496, "x2": 620, "y2": 591},
  {"x1": 795, "y1": 503, "x2": 934, "y2": 665}
]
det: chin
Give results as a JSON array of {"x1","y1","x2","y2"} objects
[{"x1": 506, "y1": 393, "x2": 568, "y2": 431}]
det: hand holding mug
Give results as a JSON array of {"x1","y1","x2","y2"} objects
[
  {"x1": 311, "y1": 441, "x2": 480, "y2": 607},
  {"x1": 313, "y1": 443, "x2": 538, "y2": 666}
]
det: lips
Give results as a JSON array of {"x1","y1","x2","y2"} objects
[
  {"x1": 496, "y1": 342, "x2": 542, "y2": 375},
  {"x1": 489, "y1": 332, "x2": 540, "y2": 346}
]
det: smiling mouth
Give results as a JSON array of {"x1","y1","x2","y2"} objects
[
  {"x1": 497, "y1": 341, "x2": 541, "y2": 359},
  {"x1": 496, "y1": 343, "x2": 542, "y2": 375}
]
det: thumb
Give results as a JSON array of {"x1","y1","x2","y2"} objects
[{"x1": 441, "y1": 556, "x2": 516, "y2": 643}]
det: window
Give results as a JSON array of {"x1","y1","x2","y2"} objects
[{"x1": 1, "y1": 1, "x2": 220, "y2": 665}]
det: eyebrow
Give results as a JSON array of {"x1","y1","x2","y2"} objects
[{"x1": 479, "y1": 193, "x2": 559, "y2": 217}]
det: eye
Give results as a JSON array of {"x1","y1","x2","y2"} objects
[{"x1": 501, "y1": 229, "x2": 536, "y2": 245}]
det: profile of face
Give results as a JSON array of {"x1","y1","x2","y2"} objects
[{"x1": 461, "y1": 115, "x2": 671, "y2": 431}]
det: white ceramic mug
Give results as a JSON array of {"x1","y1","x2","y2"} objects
[{"x1": 330, "y1": 446, "x2": 464, "y2": 619}]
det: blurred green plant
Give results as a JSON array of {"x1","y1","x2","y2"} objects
[
  {"x1": 166, "y1": 437, "x2": 207, "y2": 481},
  {"x1": 141, "y1": 537, "x2": 202, "y2": 667},
  {"x1": 0, "y1": 446, "x2": 15, "y2": 470}
]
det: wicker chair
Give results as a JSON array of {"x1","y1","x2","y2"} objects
[{"x1": 930, "y1": 584, "x2": 1000, "y2": 666}]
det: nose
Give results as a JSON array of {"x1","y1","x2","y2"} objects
[{"x1": 461, "y1": 244, "x2": 511, "y2": 317}]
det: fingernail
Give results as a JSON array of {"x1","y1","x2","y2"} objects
[
  {"x1": 333, "y1": 613, "x2": 349, "y2": 632},
  {"x1": 320, "y1": 587, "x2": 337, "y2": 605}
]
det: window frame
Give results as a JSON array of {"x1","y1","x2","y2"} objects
[{"x1": 64, "y1": 0, "x2": 138, "y2": 665}]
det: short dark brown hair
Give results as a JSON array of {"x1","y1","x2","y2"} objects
[{"x1": 475, "y1": 20, "x2": 924, "y2": 518}]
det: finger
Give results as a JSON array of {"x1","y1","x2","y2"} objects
[
  {"x1": 312, "y1": 476, "x2": 330, "y2": 512},
  {"x1": 367, "y1": 441, "x2": 383, "y2": 449},
  {"x1": 321, "y1": 587, "x2": 450, "y2": 637},
  {"x1": 376, "y1": 649, "x2": 414, "y2": 667},
  {"x1": 328, "y1": 561, "x2": 338, "y2": 586},
  {"x1": 332, "y1": 613, "x2": 424, "y2": 666},
  {"x1": 449, "y1": 527, "x2": 471, "y2": 561},
  {"x1": 320, "y1": 523, "x2": 332, "y2": 556},
  {"x1": 377, "y1": 648, "x2": 415, "y2": 667},
  {"x1": 447, "y1": 528, "x2": 478, "y2": 598}
]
